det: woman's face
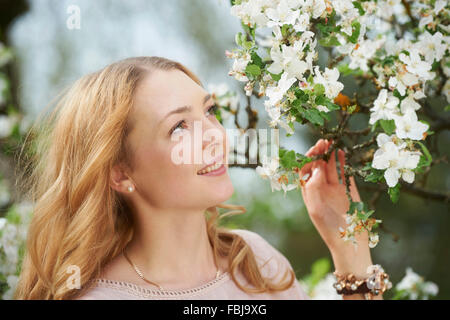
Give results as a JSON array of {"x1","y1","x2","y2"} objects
[{"x1": 118, "y1": 68, "x2": 233, "y2": 210}]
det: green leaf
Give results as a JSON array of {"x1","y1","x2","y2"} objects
[
  {"x1": 310, "y1": 258, "x2": 331, "y2": 286},
  {"x1": 393, "y1": 89, "x2": 403, "y2": 99},
  {"x1": 245, "y1": 64, "x2": 261, "y2": 77},
  {"x1": 303, "y1": 108, "x2": 324, "y2": 126},
  {"x1": 337, "y1": 63, "x2": 365, "y2": 76},
  {"x1": 444, "y1": 104, "x2": 450, "y2": 112},
  {"x1": 346, "y1": 104, "x2": 358, "y2": 114},
  {"x1": 241, "y1": 21, "x2": 255, "y2": 40},
  {"x1": 315, "y1": 95, "x2": 340, "y2": 111},
  {"x1": 250, "y1": 51, "x2": 264, "y2": 68},
  {"x1": 313, "y1": 83, "x2": 325, "y2": 96},
  {"x1": 267, "y1": 70, "x2": 282, "y2": 81},
  {"x1": 388, "y1": 184, "x2": 401, "y2": 203},
  {"x1": 380, "y1": 119, "x2": 396, "y2": 135},
  {"x1": 352, "y1": 1, "x2": 366, "y2": 15},
  {"x1": 235, "y1": 32, "x2": 243, "y2": 47},
  {"x1": 415, "y1": 141, "x2": 432, "y2": 167},
  {"x1": 279, "y1": 149, "x2": 312, "y2": 170},
  {"x1": 319, "y1": 35, "x2": 341, "y2": 47},
  {"x1": 347, "y1": 21, "x2": 361, "y2": 44},
  {"x1": 296, "y1": 153, "x2": 313, "y2": 168},
  {"x1": 364, "y1": 169, "x2": 385, "y2": 183},
  {"x1": 281, "y1": 24, "x2": 291, "y2": 37},
  {"x1": 381, "y1": 56, "x2": 395, "y2": 67},
  {"x1": 294, "y1": 88, "x2": 309, "y2": 103}
]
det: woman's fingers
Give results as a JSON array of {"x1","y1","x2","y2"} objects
[
  {"x1": 325, "y1": 150, "x2": 340, "y2": 185},
  {"x1": 349, "y1": 176, "x2": 361, "y2": 202},
  {"x1": 300, "y1": 139, "x2": 328, "y2": 179},
  {"x1": 302, "y1": 161, "x2": 327, "y2": 215},
  {"x1": 305, "y1": 160, "x2": 327, "y2": 191}
]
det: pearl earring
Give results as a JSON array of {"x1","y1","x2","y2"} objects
[{"x1": 128, "y1": 186, "x2": 134, "y2": 192}]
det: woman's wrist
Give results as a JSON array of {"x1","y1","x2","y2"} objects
[
  {"x1": 329, "y1": 244, "x2": 386, "y2": 300},
  {"x1": 330, "y1": 246, "x2": 373, "y2": 279}
]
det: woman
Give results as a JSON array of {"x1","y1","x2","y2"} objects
[{"x1": 14, "y1": 56, "x2": 380, "y2": 300}]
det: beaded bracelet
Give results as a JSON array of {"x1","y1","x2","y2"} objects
[{"x1": 332, "y1": 264, "x2": 393, "y2": 300}]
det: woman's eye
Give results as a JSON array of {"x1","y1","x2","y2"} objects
[
  {"x1": 170, "y1": 104, "x2": 218, "y2": 136},
  {"x1": 170, "y1": 120, "x2": 186, "y2": 135},
  {"x1": 206, "y1": 104, "x2": 219, "y2": 117}
]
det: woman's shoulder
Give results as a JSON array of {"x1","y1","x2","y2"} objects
[
  {"x1": 228, "y1": 228, "x2": 288, "y2": 263},
  {"x1": 228, "y1": 228, "x2": 294, "y2": 279},
  {"x1": 229, "y1": 228, "x2": 310, "y2": 300}
]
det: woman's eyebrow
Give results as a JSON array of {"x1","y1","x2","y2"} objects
[{"x1": 159, "y1": 93, "x2": 211, "y2": 125}]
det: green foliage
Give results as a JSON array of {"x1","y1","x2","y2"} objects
[
  {"x1": 250, "y1": 51, "x2": 264, "y2": 68},
  {"x1": 337, "y1": 63, "x2": 365, "y2": 76},
  {"x1": 245, "y1": 64, "x2": 261, "y2": 78},
  {"x1": 379, "y1": 119, "x2": 396, "y2": 135},
  {"x1": 241, "y1": 21, "x2": 255, "y2": 40},
  {"x1": 314, "y1": 95, "x2": 341, "y2": 111},
  {"x1": 352, "y1": 1, "x2": 366, "y2": 15},
  {"x1": 279, "y1": 148, "x2": 312, "y2": 170},
  {"x1": 300, "y1": 257, "x2": 331, "y2": 290},
  {"x1": 364, "y1": 167, "x2": 385, "y2": 183},
  {"x1": 346, "y1": 21, "x2": 361, "y2": 44},
  {"x1": 235, "y1": 32, "x2": 253, "y2": 50},
  {"x1": 267, "y1": 70, "x2": 282, "y2": 81},
  {"x1": 319, "y1": 35, "x2": 341, "y2": 47},
  {"x1": 388, "y1": 184, "x2": 401, "y2": 203}
]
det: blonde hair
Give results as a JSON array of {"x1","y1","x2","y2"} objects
[{"x1": 13, "y1": 56, "x2": 296, "y2": 299}]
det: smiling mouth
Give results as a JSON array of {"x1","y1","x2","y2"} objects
[{"x1": 197, "y1": 162, "x2": 224, "y2": 175}]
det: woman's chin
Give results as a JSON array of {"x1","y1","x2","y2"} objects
[{"x1": 205, "y1": 181, "x2": 234, "y2": 204}]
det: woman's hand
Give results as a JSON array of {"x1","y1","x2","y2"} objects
[
  {"x1": 298, "y1": 139, "x2": 383, "y2": 299},
  {"x1": 299, "y1": 139, "x2": 366, "y2": 250},
  {"x1": 299, "y1": 139, "x2": 374, "y2": 280}
]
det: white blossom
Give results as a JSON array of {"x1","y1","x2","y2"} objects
[
  {"x1": 399, "y1": 94, "x2": 421, "y2": 114},
  {"x1": 0, "y1": 115, "x2": 16, "y2": 139},
  {"x1": 230, "y1": 0, "x2": 272, "y2": 28},
  {"x1": 349, "y1": 37, "x2": 385, "y2": 72},
  {"x1": 399, "y1": 49, "x2": 434, "y2": 81},
  {"x1": 369, "y1": 89, "x2": 400, "y2": 125},
  {"x1": 372, "y1": 138, "x2": 421, "y2": 187},
  {"x1": 388, "y1": 73, "x2": 419, "y2": 96},
  {"x1": 230, "y1": 54, "x2": 251, "y2": 82},
  {"x1": 255, "y1": 155, "x2": 283, "y2": 192},
  {"x1": 396, "y1": 267, "x2": 439, "y2": 300},
  {"x1": 265, "y1": 72, "x2": 297, "y2": 107},
  {"x1": 313, "y1": 66, "x2": 344, "y2": 99},
  {"x1": 416, "y1": 31, "x2": 447, "y2": 64},
  {"x1": 265, "y1": 0, "x2": 300, "y2": 27},
  {"x1": 393, "y1": 110, "x2": 429, "y2": 140},
  {"x1": 310, "y1": 274, "x2": 343, "y2": 300},
  {"x1": 444, "y1": 79, "x2": 450, "y2": 103}
]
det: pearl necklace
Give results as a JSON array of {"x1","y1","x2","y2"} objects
[{"x1": 122, "y1": 248, "x2": 221, "y2": 291}]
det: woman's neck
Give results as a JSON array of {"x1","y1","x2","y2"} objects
[{"x1": 123, "y1": 207, "x2": 222, "y2": 289}]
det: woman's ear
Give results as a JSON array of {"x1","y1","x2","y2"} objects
[{"x1": 110, "y1": 164, "x2": 133, "y2": 193}]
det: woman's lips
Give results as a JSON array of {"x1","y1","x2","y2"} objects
[
  {"x1": 197, "y1": 155, "x2": 225, "y2": 172},
  {"x1": 197, "y1": 163, "x2": 226, "y2": 176}
]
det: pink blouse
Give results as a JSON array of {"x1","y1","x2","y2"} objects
[{"x1": 74, "y1": 229, "x2": 311, "y2": 300}]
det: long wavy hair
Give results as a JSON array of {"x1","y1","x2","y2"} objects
[{"x1": 13, "y1": 56, "x2": 296, "y2": 299}]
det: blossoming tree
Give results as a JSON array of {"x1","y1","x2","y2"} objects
[
  {"x1": 211, "y1": 0, "x2": 449, "y2": 250},
  {"x1": 0, "y1": 1, "x2": 445, "y2": 300}
]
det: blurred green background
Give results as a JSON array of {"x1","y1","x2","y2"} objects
[{"x1": 0, "y1": 0, "x2": 448, "y2": 299}]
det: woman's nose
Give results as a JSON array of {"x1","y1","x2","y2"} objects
[{"x1": 201, "y1": 118, "x2": 225, "y2": 154}]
